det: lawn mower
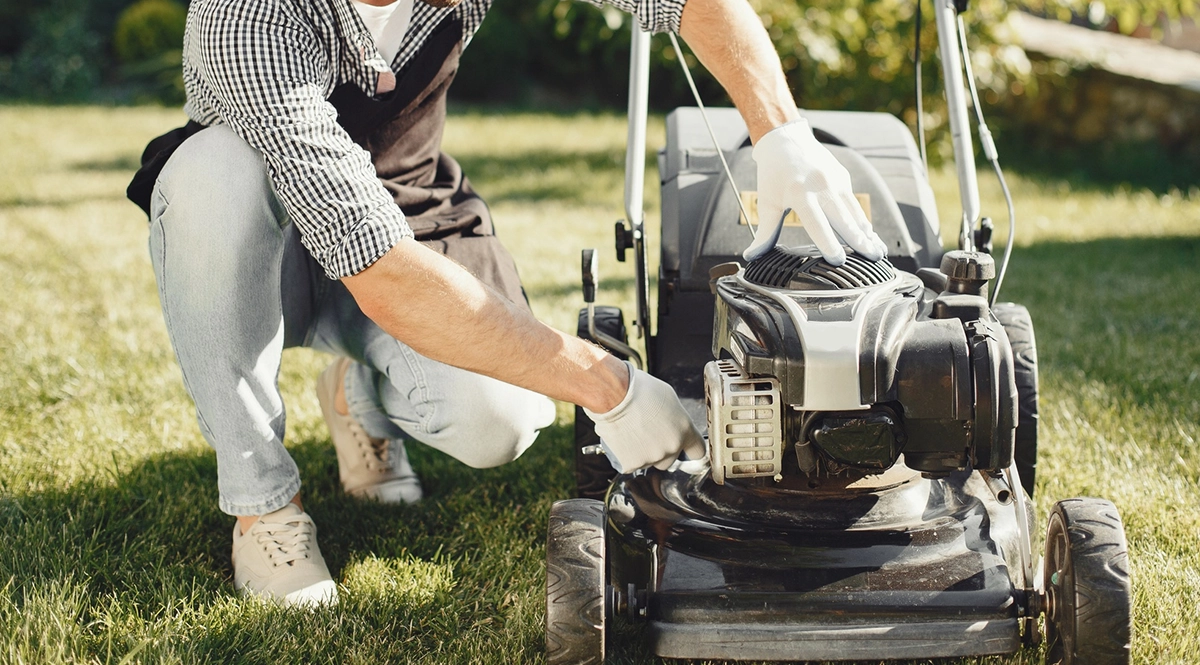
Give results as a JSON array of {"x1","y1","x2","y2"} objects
[{"x1": 545, "y1": 2, "x2": 1132, "y2": 663}]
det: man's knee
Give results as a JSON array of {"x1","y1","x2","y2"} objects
[
  {"x1": 426, "y1": 390, "x2": 554, "y2": 469},
  {"x1": 156, "y1": 125, "x2": 280, "y2": 225}
]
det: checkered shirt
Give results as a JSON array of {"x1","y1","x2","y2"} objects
[{"x1": 182, "y1": 0, "x2": 686, "y2": 279}]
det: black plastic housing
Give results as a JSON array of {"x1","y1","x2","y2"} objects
[
  {"x1": 710, "y1": 261, "x2": 1015, "y2": 476},
  {"x1": 605, "y1": 468, "x2": 1027, "y2": 661}
]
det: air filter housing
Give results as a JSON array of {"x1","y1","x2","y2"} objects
[{"x1": 704, "y1": 359, "x2": 783, "y2": 484}]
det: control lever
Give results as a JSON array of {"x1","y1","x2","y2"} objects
[
  {"x1": 581, "y1": 249, "x2": 643, "y2": 369},
  {"x1": 582, "y1": 248, "x2": 598, "y2": 303},
  {"x1": 614, "y1": 221, "x2": 634, "y2": 262},
  {"x1": 974, "y1": 217, "x2": 994, "y2": 255}
]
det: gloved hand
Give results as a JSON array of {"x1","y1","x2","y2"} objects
[
  {"x1": 744, "y1": 118, "x2": 888, "y2": 266},
  {"x1": 583, "y1": 362, "x2": 706, "y2": 473}
]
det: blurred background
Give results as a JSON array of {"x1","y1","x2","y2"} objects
[{"x1": 1, "y1": 0, "x2": 1198, "y2": 189}]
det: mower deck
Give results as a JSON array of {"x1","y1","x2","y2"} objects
[{"x1": 605, "y1": 465, "x2": 1027, "y2": 661}]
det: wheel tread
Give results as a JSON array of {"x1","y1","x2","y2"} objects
[
  {"x1": 1044, "y1": 498, "x2": 1132, "y2": 665},
  {"x1": 994, "y1": 303, "x2": 1039, "y2": 496},
  {"x1": 546, "y1": 499, "x2": 607, "y2": 665}
]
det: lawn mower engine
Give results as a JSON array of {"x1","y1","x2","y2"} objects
[
  {"x1": 706, "y1": 246, "x2": 1015, "y2": 487},
  {"x1": 591, "y1": 249, "x2": 1033, "y2": 663}
]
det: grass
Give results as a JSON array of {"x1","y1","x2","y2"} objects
[{"x1": 0, "y1": 104, "x2": 1197, "y2": 664}]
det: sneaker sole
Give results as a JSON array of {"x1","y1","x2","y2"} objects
[
  {"x1": 283, "y1": 579, "x2": 339, "y2": 607},
  {"x1": 353, "y1": 477, "x2": 424, "y2": 504}
]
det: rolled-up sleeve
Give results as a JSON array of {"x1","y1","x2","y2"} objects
[
  {"x1": 192, "y1": 1, "x2": 412, "y2": 279},
  {"x1": 577, "y1": 0, "x2": 687, "y2": 34}
]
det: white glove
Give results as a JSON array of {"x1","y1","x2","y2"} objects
[
  {"x1": 583, "y1": 362, "x2": 706, "y2": 473},
  {"x1": 745, "y1": 118, "x2": 887, "y2": 266}
]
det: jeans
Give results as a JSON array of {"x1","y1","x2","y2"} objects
[{"x1": 148, "y1": 125, "x2": 556, "y2": 516}]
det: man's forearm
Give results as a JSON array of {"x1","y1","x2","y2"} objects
[
  {"x1": 678, "y1": 0, "x2": 798, "y2": 143},
  {"x1": 342, "y1": 238, "x2": 629, "y2": 413}
]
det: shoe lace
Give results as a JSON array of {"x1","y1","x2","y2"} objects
[
  {"x1": 349, "y1": 420, "x2": 392, "y2": 471},
  {"x1": 251, "y1": 515, "x2": 316, "y2": 567}
]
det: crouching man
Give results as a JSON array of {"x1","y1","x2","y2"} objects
[{"x1": 127, "y1": 0, "x2": 884, "y2": 605}]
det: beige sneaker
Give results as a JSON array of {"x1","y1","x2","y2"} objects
[
  {"x1": 317, "y1": 358, "x2": 424, "y2": 504},
  {"x1": 231, "y1": 504, "x2": 338, "y2": 607}
]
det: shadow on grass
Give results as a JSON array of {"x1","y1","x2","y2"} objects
[
  {"x1": 454, "y1": 148, "x2": 629, "y2": 205},
  {"x1": 0, "y1": 420, "x2": 577, "y2": 662},
  {"x1": 0, "y1": 193, "x2": 131, "y2": 209},
  {"x1": 995, "y1": 135, "x2": 1200, "y2": 196},
  {"x1": 988, "y1": 234, "x2": 1199, "y2": 415},
  {"x1": 68, "y1": 155, "x2": 142, "y2": 174}
]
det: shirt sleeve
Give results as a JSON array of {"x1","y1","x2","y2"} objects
[
  {"x1": 575, "y1": 0, "x2": 687, "y2": 34},
  {"x1": 191, "y1": 0, "x2": 412, "y2": 279}
]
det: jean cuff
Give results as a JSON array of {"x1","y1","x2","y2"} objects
[{"x1": 218, "y1": 474, "x2": 302, "y2": 517}]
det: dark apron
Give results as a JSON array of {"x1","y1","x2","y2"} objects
[{"x1": 127, "y1": 15, "x2": 528, "y2": 310}]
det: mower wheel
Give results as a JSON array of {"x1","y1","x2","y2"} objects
[
  {"x1": 546, "y1": 499, "x2": 607, "y2": 665},
  {"x1": 1043, "y1": 498, "x2": 1131, "y2": 665},
  {"x1": 994, "y1": 302, "x2": 1039, "y2": 497},
  {"x1": 574, "y1": 307, "x2": 628, "y2": 499}
]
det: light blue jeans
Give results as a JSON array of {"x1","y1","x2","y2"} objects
[{"x1": 149, "y1": 125, "x2": 555, "y2": 517}]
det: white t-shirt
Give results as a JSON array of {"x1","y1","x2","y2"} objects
[{"x1": 350, "y1": 0, "x2": 415, "y2": 64}]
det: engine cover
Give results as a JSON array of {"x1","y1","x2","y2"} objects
[{"x1": 708, "y1": 247, "x2": 1016, "y2": 480}]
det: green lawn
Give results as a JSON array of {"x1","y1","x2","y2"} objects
[{"x1": 0, "y1": 105, "x2": 1197, "y2": 664}]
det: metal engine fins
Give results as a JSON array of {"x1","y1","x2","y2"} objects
[{"x1": 743, "y1": 246, "x2": 897, "y2": 290}]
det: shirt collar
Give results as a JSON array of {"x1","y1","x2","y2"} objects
[{"x1": 331, "y1": 0, "x2": 392, "y2": 96}]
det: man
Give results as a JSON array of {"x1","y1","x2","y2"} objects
[{"x1": 128, "y1": 0, "x2": 884, "y2": 606}]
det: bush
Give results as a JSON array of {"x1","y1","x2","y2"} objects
[
  {"x1": 113, "y1": 0, "x2": 186, "y2": 64},
  {"x1": 2, "y1": 0, "x2": 102, "y2": 101},
  {"x1": 111, "y1": 0, "x2": 186, "y2": 103},
  {"x1": 0, "y1": 1, "x2": 33, "y2": 57},
  {"x1": 456, "y1": 0, "x2": 1200, "y2": 163},
  {"x1": 0, "y1": 0, "x2": 151, "y2": 101},
  {"x1": 455, "y1": 0, "x2": 1016, "y2": 153},
  {"x1": 456, "y1": 0, "x2": 728, "y2": 108}
]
